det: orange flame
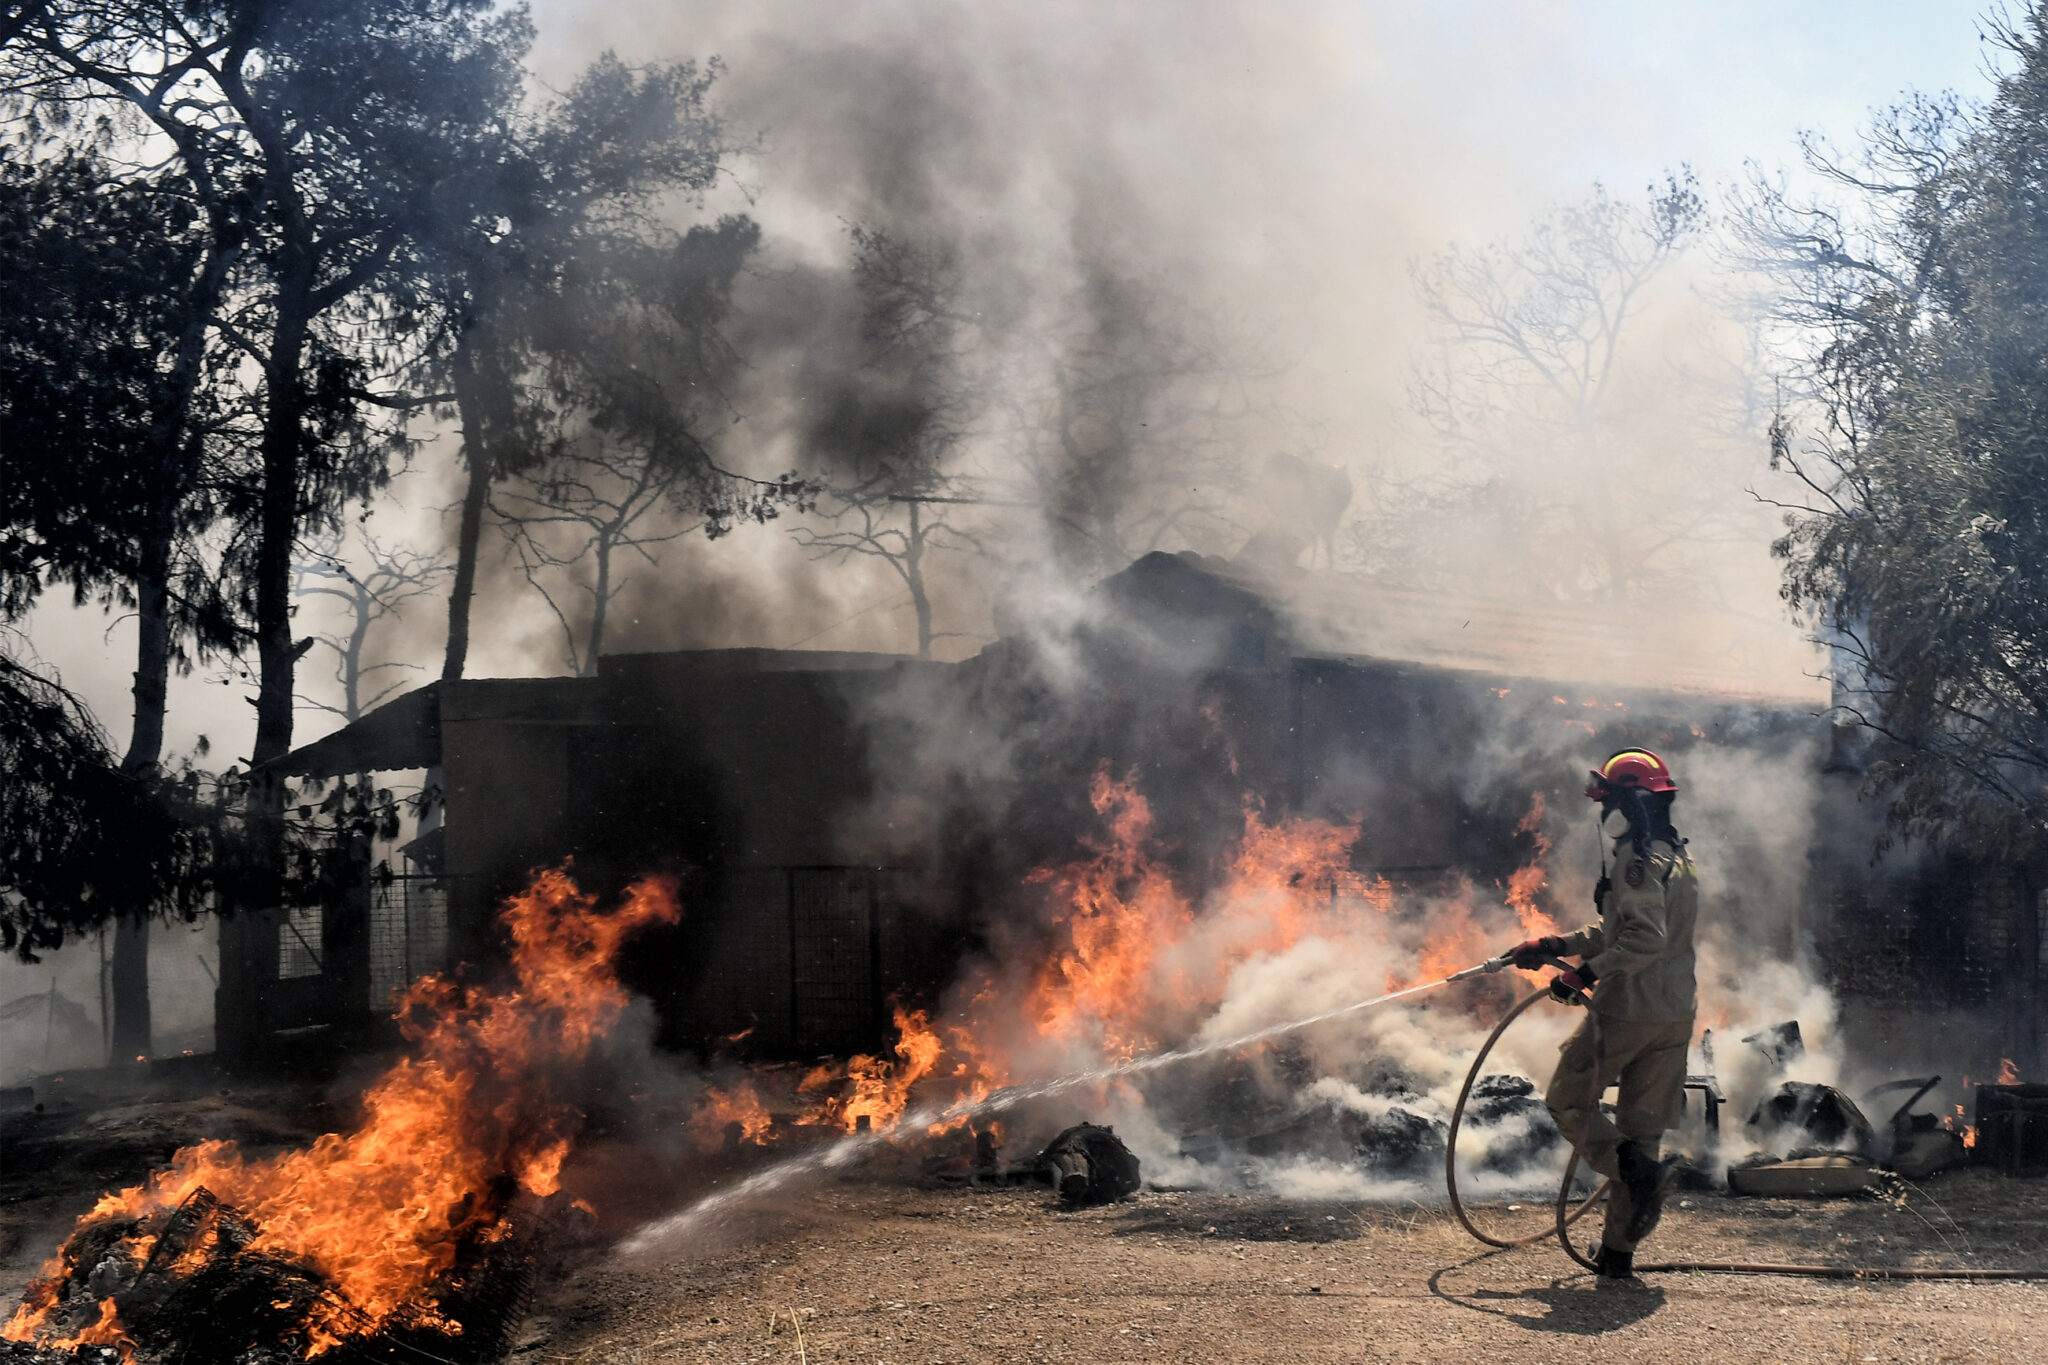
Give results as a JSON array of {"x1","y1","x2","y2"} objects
[
  {"x1": 797, "y1": 1006, "x2": 944, "y2": 1134},
  {"x1": 777, "y1": 768, "x2": 1564, "y2": 1148},
  {"x1": 1503, "y1": 794, "x2": 1561, "y2": 939},
  {"x1": 1403, "y1": 895, "x2": 1495, "y2": 990},
  {"x1": 1023, "y1": 767, "x2": 1196, "y2": 1055},
  {"x1": 1013, "y1": 769, "x2": 1360, "y2": 1061},
  {"x1": 2000, "y1": 1058, "x2": 2021, "y2": 1086},
  {"x1": 3, "y1": 868, "x2": 677, "y2": 1354},
  {"x1": 1947, "y1": 1103, "x2": 1978, "y2": 1149},
  {"x1": 690, "y1": 1084, "x2": 775, "y2": 1151}
]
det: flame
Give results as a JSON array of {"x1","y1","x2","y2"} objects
[
  {"x1": 1503, "y1": 794, "x2": 1561, "y2": 938},
  {"x1": 690, "y1": 1084, "x2": 774, "y2": 1151},
  {"x1": 744, "y1": 767, "x2": 1562, "y2": 1154},
  {"x1": 9, "y1": 1294, "x2": 138, "y2": 1362},
  {"x1": 798, "y1": 1006, "x2": 944, "y2": 1133},
  {"x1": 3, "y1": 868, "x2": 677, "y2": 1354},
  {"x1": 1402, "y1": 895, "x2": 1496, "y2": 989},
  {"x1": 1022, "y1": 767, "x2": 1196, "y2": 1055},
  {"x1": 1012, "y1": 768, "x2": 1360, "y2": 1060},
  {"x1": 2000, "y1": 1058, "x2": 2021, "y2": 1085}
]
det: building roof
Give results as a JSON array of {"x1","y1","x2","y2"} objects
[
  {"x1": 268, "y1": 682, "x2": 441, "y2": 777},
  {"x1": 1270, "y1": 571, "x2": 1829, "y2": 706}
]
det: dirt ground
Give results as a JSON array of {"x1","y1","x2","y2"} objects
[
  {"x1": 0, "y1": 1067, "x2": 337, "y2": 1287},
  {"x1": 10, "y1": 1080, "x2": 2048, "y2": 1364},
  {"x1": 535, "y1": 1163, "x2": 2048, "y2": 1365}
]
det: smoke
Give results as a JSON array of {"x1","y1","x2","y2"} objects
[
  {"x1": 290, "y1": 0, "x2": 1913, "y2": 1202},
  {"x1": 421, "y1": 0, "x2": 1834, "y2": 698}
]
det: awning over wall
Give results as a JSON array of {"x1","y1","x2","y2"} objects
[{"x1": 269, "y1": 683, "x2": 441, "y2": 777}]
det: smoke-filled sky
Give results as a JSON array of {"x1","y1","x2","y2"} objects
[
  {"x1": 19, "y1": 0, "x2": 2001, "y2": 763},
  {"x1": 1, "y1": 0, "x2": 2000, "y2": 1099}
]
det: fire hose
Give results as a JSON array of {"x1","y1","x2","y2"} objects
[{"x1": 1441, "y1": 954, "x2": 2048, "y2": 1281}]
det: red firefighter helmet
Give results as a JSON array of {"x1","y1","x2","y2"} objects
[{"x1": 1585, "y1": 748, "x2": 1678, "y2": 800}]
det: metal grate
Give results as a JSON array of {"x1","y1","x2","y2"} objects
[
  {"x1": 790, "y1": 868, "x2": 876, "y2": 1053},
  {"x1": 276, "y1": 906, "x2": 324, "y2": 979},
  {"x1": 368, "y1": 876, "x2": 450, "y2": 1011}
]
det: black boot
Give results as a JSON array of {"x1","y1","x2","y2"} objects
[
  {"x1": 1592, "y1": 1245, "x2": 1635, "y2": 1280},
  {"x1": 1616, "y1": 1140, "x2": 1678, "y2": 1244}
]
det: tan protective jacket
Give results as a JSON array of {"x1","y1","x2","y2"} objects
[{"x1": 1556, "y1": 835, "x2": 1698, "y2": 1023}]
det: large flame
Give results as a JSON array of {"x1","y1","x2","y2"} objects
[
  {"x1": 937, "y1": 767, "x2": 1552, "y2": 1102},
  {"x1": 1023, "y1": 767, "x2": 1197, "y2": 1055},
  {"x1": 4, "y1": 868, "x2": 678, "y2": 1356},
  {"x1": 706, "y1": 768, "x2": 1560, "y2": 1150}
]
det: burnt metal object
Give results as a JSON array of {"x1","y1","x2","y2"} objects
[
  {"x1": 1741, "y1": 1021, "x2": 1805, "y2": 1069},
  {"x1": 1866, "y1": 1076, "x2": 1965, "y2": 1179},
  {"x1": 1975, "y1": 1084, "x2": 2048, "y2": 1173},
  {"x1": 1727, "y1": 1153, "x2": 1878, "y2": 1197},
  {"x1": 1746, "y1": 1082, "x2": 1876, "y2": 1158},
  {"x1": 1037, "y1": 1123, "x2": 1141, "y2": 1207}
]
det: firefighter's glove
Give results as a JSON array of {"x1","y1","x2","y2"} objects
[
  {"x1": 1548, "y1": 965, "x2": 1596, "y2": 1005},
  {"x1": 1506, "y1": 936, "x2": 1568, "y2": 970}
]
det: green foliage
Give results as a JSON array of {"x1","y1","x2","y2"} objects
[
  {"x1": 0, "y1": 149, "x2": 218, "y2": 617},
  {"x1": 1760, "y1": 6, "x2": 2048, "y2": 854},
  {"x1": 0, "y1": 652, "x2": 213, "y2": 956}
]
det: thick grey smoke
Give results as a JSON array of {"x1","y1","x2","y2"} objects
[{"x1": 448, "y1": 0, "x2": 1832, "y2": 695}]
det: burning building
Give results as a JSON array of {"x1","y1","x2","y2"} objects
[{"x1": 236, "y1": 551, "x2": 2046, "y2": 1085}]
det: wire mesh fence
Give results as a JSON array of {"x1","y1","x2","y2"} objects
[{"x1": 369, "y1": 875, "x2": 450, "y2": 1011}]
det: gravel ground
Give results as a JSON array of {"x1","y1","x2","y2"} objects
[
  {"x1": 10, "y1": 1082, "x2": 2048, "y2": 1364},
  {"x1": 533, "y1": 1167, "x2": 2048, "y2": 1365}
]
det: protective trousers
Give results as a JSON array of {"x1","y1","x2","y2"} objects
[{"x1": 1543, "y1": 1013, "x2": 1692, "y2": 1253}]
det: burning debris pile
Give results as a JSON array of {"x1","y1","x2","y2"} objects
[
  {"x1": 665, "y1": 765, "x2": 1585, "y2": 1198},
  {"x1": 3, "y1": 870, "x2": 678, "y2": 1363}
]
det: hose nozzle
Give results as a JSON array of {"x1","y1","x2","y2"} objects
[{"x1": 1443, "y1": 954, "x2": 1514, "y2": 983}]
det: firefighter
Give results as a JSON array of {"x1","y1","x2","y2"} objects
[{"x1": 1503, "y1": 748, "x2": 1698, "y2": 1281}]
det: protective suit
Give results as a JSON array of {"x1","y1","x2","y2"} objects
[
  {"x1": 1544, "y1": 833, "x2": 1698, "y2": 1265},
  {"x1": 1507, "y1": 747, "x2": 1698, "y2": 1280}
]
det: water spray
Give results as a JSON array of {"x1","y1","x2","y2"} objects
[
  {"x1": 623, "y1": 960, "x2": 1495, "y2": 1253},
  {"x1": 625, "y1": 954, "x2": 2048, "y2": 1282}
]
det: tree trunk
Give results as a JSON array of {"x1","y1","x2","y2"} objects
[
  {"x1": 113, "y1": 213, "x2": 239, "y2": 1066},
  {"x1": 343, "y1": 579, "x2": 371, "y2": 722},
  {"x1": 110, "y1": 527, "x2": 172, "y2": 1064},
  {"x1": 252, "y1": 294, "x2": 308, "y2": 768},
  {"x1": 443, "y1": 346, "x2": 491, "y2": 682},
  {"x1": 584, "y1": 530, "x2": 612, "y2": 676},
  {"x1": 220, "y1": 267, "x2": 310, "y2": 1072},
  {"x1": 906, "y1": 502, "x2": 933, "y2": 659}
]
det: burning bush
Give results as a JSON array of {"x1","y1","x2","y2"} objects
[{"x1": 3, "y1": 868, "x2": 678, "y2": 1361}]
